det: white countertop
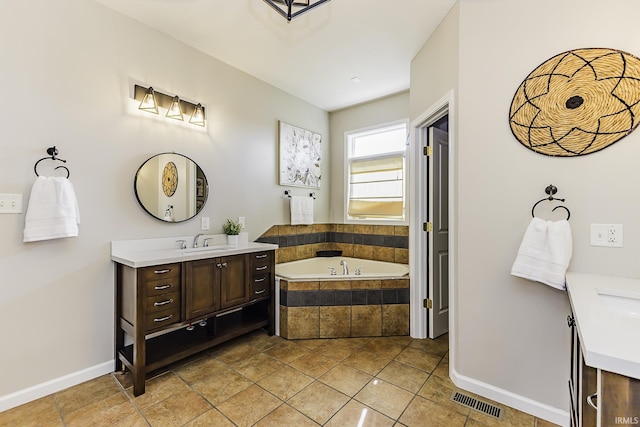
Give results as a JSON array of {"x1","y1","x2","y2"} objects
[
  {"x1": 566, "y1": 272, "x2": 640, "y2": 379},
  {"x1": 111, "y1": 234, "x2": 278, "y2": 268}
]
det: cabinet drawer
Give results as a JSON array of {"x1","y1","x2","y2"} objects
[
  {"x1": 251, "y1": 274, "x2": 270, "y2": 298},
  {"x1": 145, "y1": 291, "x2": 181, "y2": 314},
  {"x1": 252, "y1": 263, "x2": 271, "y2": 274},
  {"x1": 145, "y1": 306, "x2": 180, "y2": 331},
  {"x1": 140, "y1": 263, "x2": 181, "y2": 282},
  {"x1": 251, "y1": 252, "x2": 273, "y2": 269},
  {"x1": 145, "y1": 277, "x2": 181, "y2": 297}
]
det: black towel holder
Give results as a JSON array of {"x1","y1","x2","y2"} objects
[
  {"x1": 284, "y1": 190, "x2": 316, "y2": 199},
  {"x1": 531, "y1": 184, "x2": 570, "y2": 220},
  {"x1": 34, "y1": 146, "x2": 70, "y2": 178}
]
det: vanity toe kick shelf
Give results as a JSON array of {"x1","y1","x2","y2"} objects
[{"x1": 117, "y1": 300, "x2": 270, "y2": 375}]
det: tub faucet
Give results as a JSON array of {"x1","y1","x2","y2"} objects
[
  {"x1": 339, "y1": 259, "x2": 349, "y2": 275},
  {"x1": 193, "y1": 233, "x2": 204, "y2": 248}
]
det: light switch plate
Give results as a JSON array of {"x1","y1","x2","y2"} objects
[
  {"x1": 0, "y1": 193, "x2": 23, "y2": 213},
  {"x1": 201, "y1": 217, "x2": 210, "y2": 230}
]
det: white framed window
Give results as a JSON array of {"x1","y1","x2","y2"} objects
[{"x1": 345, "y1": 120, "x2": 408, "y2": 223}]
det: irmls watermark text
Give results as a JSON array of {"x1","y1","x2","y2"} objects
[{"x1": 615, "y1": 416, "x2": 640, "y2": 425}]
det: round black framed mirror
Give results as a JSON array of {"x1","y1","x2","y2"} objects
[{"x1": 134, "y1": 152, "x2": 208, "y2": 223}]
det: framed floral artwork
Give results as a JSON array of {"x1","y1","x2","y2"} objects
[{"x1": 278, "y1": 121, "x2": 322, "y2": 188}]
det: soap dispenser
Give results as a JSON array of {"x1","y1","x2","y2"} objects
[{"x1": 164, "y1": 205, "x2": 174, "y2": 222}]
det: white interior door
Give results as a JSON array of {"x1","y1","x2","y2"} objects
[{"x1": 429, "y1": 126, "x2": 449, "y2": 338}]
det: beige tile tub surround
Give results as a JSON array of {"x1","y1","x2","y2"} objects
[
  {"x1": 266, "y1": 223, "x2": 410, "y2": 339},
  {"x1": 279, "y1": 278, "x2": 410, "y2": 339},
  {"x1": 257, "y1": 223, "x2": 409, "y2": 264}
]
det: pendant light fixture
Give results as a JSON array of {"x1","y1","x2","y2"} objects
[
  {"x1": 166, "y1": 96, "x2": 184, "y2": 121},
  {"x1": 262, "y1": 0, "x2": 331, "y2": 22},
  {"x1": 138, "y1": 87, "x2": 159, "y2": 114}
]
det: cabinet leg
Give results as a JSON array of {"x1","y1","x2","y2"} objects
[
  {"x1": 206, "y1": 319, "x2": 217, "y2": 338},
  {"x1": 132, "y1": 369, "x2": 145, "y2": 397}
]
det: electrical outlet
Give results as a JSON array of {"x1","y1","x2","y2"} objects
[
  {"x1": 0, "y1": 193, "x2": 23, "y2": 214},
  {"x1": 590, "y1": 224, "x2": 623, "y2": 247},
  {"x1": 238, "y1": 217, "x2": 245, "y2": 228},
  {"x1": 201, "y1": 216, "x2": 210, "y2": 230},
  {"x1": 607, "y1": 224, "x2": 623, "y2": 246}
]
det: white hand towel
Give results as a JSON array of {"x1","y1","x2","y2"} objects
[
  {"x1": 290, "y1": 195, "x2": 314, "y2": 225},
  {"x1": 23, "y1": 176, "x2": 80, "y2": 242},
  {"x1": 511, "y1": 218, "x2": 572, "y2": 290}
]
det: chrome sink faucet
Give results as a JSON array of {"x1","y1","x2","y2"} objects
[
  {"x1": 339, "y1": 259, "x2": 349, "y2": 275},
  {"x1": 193, "y1": 233, "x2": 204, "y2": 248}
]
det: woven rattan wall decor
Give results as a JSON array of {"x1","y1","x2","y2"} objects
[{"x1": 509, "y1": 48, "x2": 640, "y2": 156}]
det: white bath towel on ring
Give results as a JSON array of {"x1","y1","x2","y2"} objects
[
  {"x1": 511, "y1": 217, "x2": 572, "y2": 290},
  {"x1": 23, "y1": 176, "x2": 80, "y2": 242}
]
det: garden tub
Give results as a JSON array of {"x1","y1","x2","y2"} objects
[
  {"x1": 275, "y1": 256, "x2": 409, "y2": 281},
  {"x1": 275, "y1": 257, "x2": 410, "y2": 339}
]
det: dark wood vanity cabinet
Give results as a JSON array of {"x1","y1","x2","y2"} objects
[{"x1": 115, "y1": 249, "x2": 275, "y2": 396}]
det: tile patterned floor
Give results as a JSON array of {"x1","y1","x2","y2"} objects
[{"x1": 0, "y1": 332, "x2": 561, "y2": 427}]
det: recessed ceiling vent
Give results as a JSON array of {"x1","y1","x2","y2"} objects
[{"x1": 450, "y1": 391, "x2": 504, "y2": 420}]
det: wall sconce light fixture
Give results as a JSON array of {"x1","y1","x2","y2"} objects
[
  {"x1": 166, "y1": 96, "x2": 184, "y2": 121},
  {"x1": 263, "y1": 0, "x2": 331, "y2": 22},
  {"x1": 189, "y1": 104, "x2": 205, "y2": 127},
  {"x1": 134, "y1": 85, "x2": 205, "y2": 127},
  {"x1": 139, "y1": 87, "x2": 159, "y2": 114}
]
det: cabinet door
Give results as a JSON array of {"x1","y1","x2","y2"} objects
[
  {"x1": 185, "y1": 258, "x2": 220, "y2": 319},
  {"x1": 220, "y1": 254, "x2": 250, "y2": 309},
  {"x1": 601, "y1": 370, "x2": 640, "y2": 427}
]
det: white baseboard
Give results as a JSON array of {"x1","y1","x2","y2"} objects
[
  {"x1": 0, "y1": 360, "x2": 114, "y2": 412},
  {"x1": 451, "y1": 367, "x2": 570, "y2": 427}
]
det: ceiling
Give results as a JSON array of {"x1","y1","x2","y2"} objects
[{"x1": 94, "y1": 0, "x2": 457, "y2": 112}]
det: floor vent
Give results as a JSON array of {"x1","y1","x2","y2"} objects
[{"x1": 450, "y1": 391, "x2": 504, "y2": 420}]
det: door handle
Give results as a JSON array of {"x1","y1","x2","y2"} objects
[{"x1": 586, "y1": 392, "x2": 598, "y2": 410}]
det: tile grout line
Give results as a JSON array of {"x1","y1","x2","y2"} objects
[
  {"x1": 112, "y1": 371, "x2": 163, "y2": 427},
  {"x1": 51, "y1": 392, "x2": 67, "y2": 427}
]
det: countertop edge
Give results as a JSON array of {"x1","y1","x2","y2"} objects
[{"x1": 111, "y1": 242, "x2": 278, "y2": 268}]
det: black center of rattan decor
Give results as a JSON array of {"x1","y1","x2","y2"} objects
[{"x1": 565, "y1": 95, "x2": 584, "y2": 109}]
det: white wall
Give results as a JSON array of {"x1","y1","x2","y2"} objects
[
  {"x1": 411, "y1": 0, "x2": 640, "y2": 422},
  {"x1": 0, "y1": 0, "x2": 329, "y2": 406},
  {"x1": 328, "y1": 92, "x2": 410, "y2": 223}
]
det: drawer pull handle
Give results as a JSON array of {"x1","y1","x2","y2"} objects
[
  {"x1": 254, "y1": 289, "x2": 266, "y2": 294},
  {"x1": 256, "y1": 266, "x2": 268, "y2": 271},
  {"x1": 222, "y1": 262, "x2": 228, "y2": 267},
  {"x1": 255, "y1": 254, "x2": 267, "y2": 259},
  {"x1": 254, "y1": 277, "x2": 266, "y2": 283},
  {"x1": 154, "y1": 284, "x2": 173, "y2": 290},
  {"x1": 586, "y1": 392, "x2": 598, "y2": 410},
  {"x1": 153, "y1": 269, "x2": 171, "y2": 274},
  {"x1": 154, "y1": 298, "x2": 174, "y2": 307},
  {"x1": 154, "y1": 314, "x2": 173, "y2": 323}
]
